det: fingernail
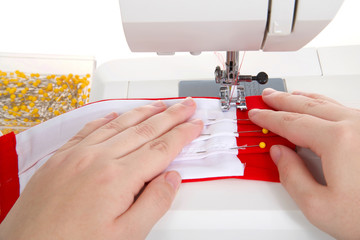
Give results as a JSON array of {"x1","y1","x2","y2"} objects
[
  {"x1": 189, "y1": 119, "x2": 203, "y2": 125},
  {"x1": 181, "y1": 97, "x2": 195, "y2": 106},
  {"x1": 165, "y1": 171, "x2": 182, "y2": 190},
  {"x1": 151, "y1": 100, "x2": 165, "y2": 108},
  {"x1": 270, "y1": 145, "x2": 282, "y2": 165},
  {"x1": 104, "y1": 112, "x2": 118, "y2": 120},
  {"x1": 262, "y1": 88, "x2": 276, "y2": 96},
  {"x1": 248, "y1": 109, "x2": 260, "y2": 118}
]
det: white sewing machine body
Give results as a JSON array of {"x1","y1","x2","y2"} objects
[
  {"x1": 89, "y1": 0, "x2": 360, "y2": 239},
  {"x1": 119, "y1": 0, "x2": 346, "y2": 111},
  {"x1": 120, "y1": 0, "x2": 344, "y2": 53}
]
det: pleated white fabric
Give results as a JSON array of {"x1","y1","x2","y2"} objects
[{"x1": 16, "y1": 98, "x2": 244, "y2": 193}]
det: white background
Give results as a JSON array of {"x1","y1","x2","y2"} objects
[{"x1": 0, "y1": 0, "x2": 359, "y2": 66}]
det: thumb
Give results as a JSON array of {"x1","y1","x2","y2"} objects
[
  {"x1": 116, "y1": 171, "x2": 181, "y2": 239},
  {"x1": 271, "y1": 145, "x2": 329, "y2": 223}
]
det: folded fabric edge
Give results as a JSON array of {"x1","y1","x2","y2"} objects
[
  {"x1": 182, "y1": 172, "x2": 280, "y2": 183},
  {"x1": 0, "y1": 132, "x2": 20, "y2": 224}
]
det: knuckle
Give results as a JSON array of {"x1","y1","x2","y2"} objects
[
  {"x1": 134, "y1": 122, "x2": 157, "y2": 139},
  {"x1": 68, "y1": 134, "x2": 85, "y2": 143},
  {"x1": 149, "y1": 140, "x2": 170, "y2": 154},
  {"x1": 279, "y1": 113, "x2": 303, "y2": 127},
  {"x1": 74, "y1": 150, "x2": 99, "y2": 171},
  {"x1": 103, "y1": 120, "x2": 126, "y2": 133},
  {"x1": 303, "y1": 99, "x2": 328, "y2": 110}
]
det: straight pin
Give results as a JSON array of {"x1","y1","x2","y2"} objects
[
  {"x1": 208, "y1": 118, "x2": 250, "y2": 121},
  {"x1": 236, "y1": 128, "x2": 269, "y2": 134},
  {"x1": 230, "y1": 142, "x2": 266, "y2": 150},
  {"x1": 195, "y1": 142, "x2": 266, "y2": 154},
  {"x1": 200, "y1": 128, "x2": 269, "y2": 137}
]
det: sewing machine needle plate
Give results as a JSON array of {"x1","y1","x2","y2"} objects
[{"x1": 179, "y1": 78, "x2": 287, "y2": 97}]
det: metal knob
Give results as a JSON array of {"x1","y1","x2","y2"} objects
[{"x1": 252, "y1": 72, "x2": 268, "y2": 84}]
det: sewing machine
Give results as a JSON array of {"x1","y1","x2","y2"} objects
[
  {"x1": 90, "y1": 0, "x2": 360, "y2": 239},
  {"x1": 116, "y1": 0, "x2": 344, "y2": 111}
]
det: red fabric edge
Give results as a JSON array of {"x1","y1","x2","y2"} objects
[
  {"x1": 237, "y1": 96, "x2": 280, "y2": 182},
  {"x1": 182, "y1": 172, "x2": 279, "y2": 183},
  {"x1": 0, "y1": 132, "x2": 20, "y2": 223},
  {"x1": 81, "y1": 96, "x2": 220, "y2": 108}
]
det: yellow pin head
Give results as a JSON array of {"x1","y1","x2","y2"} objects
[
  {"x1": 262, "y1": 128, "x2": 269, "y2": 134},
  {"x1": 259, "y1": 142, "x2": 266, "y2": 149}
]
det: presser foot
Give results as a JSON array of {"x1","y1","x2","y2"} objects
[
  {"x1": 214, "y1": 51, "x2": 269, "y2": 111},
  {"x1": 220, "y1": 85, "x2": 247, "y2": 111},
  {"x1": 215, "y1": 71, "x2": 269, "y2": 111}
]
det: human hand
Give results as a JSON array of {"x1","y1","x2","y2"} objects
[
  {"x1": 248, "y1": 88, "x2": 360, "y2": 239},
  {"x1": 0, "y1": 98, "x2": 203, "y2": 240}
]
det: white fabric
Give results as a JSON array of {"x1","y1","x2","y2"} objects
[{"x1": 16, "y1": 98, "x2": 244, "y2": 193}]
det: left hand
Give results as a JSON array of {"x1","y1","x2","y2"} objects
[{"x1": 0, "y1": 98, "x2": 203, "y2": 240}]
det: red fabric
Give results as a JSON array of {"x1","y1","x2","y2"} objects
[
  {"x1": 236, "y1": 95, "x2": 295, "y2": 182},
  {"x1": 0, "y1": 132, "x2": 20, "y2": 223}
]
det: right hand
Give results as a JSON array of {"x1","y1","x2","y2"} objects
[{"x1": 249, "y1": 89, "x2": 360, "y2": 240}]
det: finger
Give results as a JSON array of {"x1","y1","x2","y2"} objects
[
  {"x1": 270, "y1": 145, "x2": 330, "y2": 227},
  {"x1": 262, "y1": 88, "x2": 351, "y2": 121},
  {"x1": 248, "y1": 109, "x2": 333, "y2": 156},
  {"x1": 292, "y1": 91, "x2": 360, "y2": 117},
  {"x1": 57, "y1": 112, "x2": 118, "y2": 153},
  {"x1": 82, "y1": 101, "x2": 167, "y2": 145},
  {"x1": 291, "y1": 90, "x2": 343, "y2": 106},
  {"x1": 101, "y1": 98, "x2": 198, "y2": 159},
  {"x1": 122, "y1": 119, "x2": 203, "y2": 181},
  {"x1": 116, "y1": 171, "x2": 181, "y2": 239}
]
